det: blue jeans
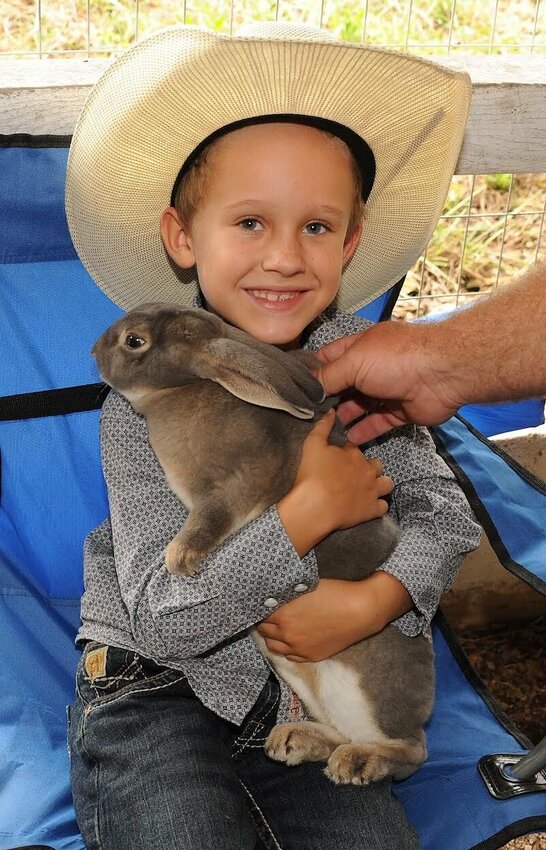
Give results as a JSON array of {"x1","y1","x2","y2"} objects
[{"x1": 68, "y1": 643, "x2": 421, "y2": 850}]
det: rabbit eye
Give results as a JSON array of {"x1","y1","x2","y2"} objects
[{"x1": 125, "y1": 333, "x2": 147, "y2": 349}]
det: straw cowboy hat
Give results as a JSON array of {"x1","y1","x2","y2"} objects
[{"x1": 65, "y1": 22, "x2": 471, "y2": 313}]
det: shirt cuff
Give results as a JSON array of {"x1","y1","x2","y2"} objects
[{"x1": 141, "y1": 505, "x2": 319, "y2": 658}]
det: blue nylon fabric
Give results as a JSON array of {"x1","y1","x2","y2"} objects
[
  {"x1": 356, "y1": 291, "x2": 392, "y2": 322},
  {"x1": 1, "y1": 145, "x2": 545, "y2": 849},
  {"x1": 0, "y1": 146, "x2": 78, "y2": 264},
  {"x1": 458, "y1": 398, "x2": 544, "y2": 437},
  {"x1": 435, "y1": 417, "x2": 546, "y2": 587}
]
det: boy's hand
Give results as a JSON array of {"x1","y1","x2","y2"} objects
[
  {"x1": 256, "y1": 573, "x2": 412, "y2": 662},
  {"x1": 277, "y1": 411, "x2": 393, "y2": 557}
]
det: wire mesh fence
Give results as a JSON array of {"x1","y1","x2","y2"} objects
[
  {"x1": 2, "y1": 0, "x2": 545, "y2": 58},
  {"x1": 1, "y1": 0, "x2": 545, "y2": 317}
]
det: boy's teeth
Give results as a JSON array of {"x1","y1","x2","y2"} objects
[{"x1": 250, "y1": 290, "x2": 299, "y2": 302}]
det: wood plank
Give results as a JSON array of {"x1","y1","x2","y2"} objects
[{"x1": 1, "y1": 55, "x2": 545, "y2": 173}]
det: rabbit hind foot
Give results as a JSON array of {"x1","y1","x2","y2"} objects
[
  {"x1": 265, "y1": 721, "x2": 348, "y2": 766},
  {"x1": 325, "y1": 737, "x2": 427, "y2": 785}
]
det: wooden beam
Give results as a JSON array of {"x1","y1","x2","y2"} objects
[
  {"x1": 443, "y1": 56, "x2": 546, "y2": 175},
  {"x1": 1, "y1": 55, "x2": 545, "y2": 174}
]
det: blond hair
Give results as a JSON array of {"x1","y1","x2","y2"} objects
[{"x1": 174, "y1": 127, "x2": 366, "y2": 237}]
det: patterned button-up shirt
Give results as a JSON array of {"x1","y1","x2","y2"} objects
[{"x1": 77, "y1": 306, "x2": 482, "y2": 724}]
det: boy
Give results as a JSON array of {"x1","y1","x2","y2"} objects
[{"x1": 66, "y1": 22, "x2": 481, "y2": 849}]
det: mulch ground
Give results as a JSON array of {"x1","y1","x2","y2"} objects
[
  {"x1": 501, "y1": 837, "x2": 546, "y2": 850},
  {"x1": 457, "y1": 616, "x2": 546, "y2": 850},
  {"x1": 458, "y1": 616, "x2": 546, "y2": 745}
]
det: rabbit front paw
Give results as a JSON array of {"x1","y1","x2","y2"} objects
[
  {"x1": 325, "y1": 743, "x2": 395, "y2": 785},
  {"x1": 164, "y1": 537, "x2": 203, "y2": 576},
  {"x1": 265, "y1": 722, "x2": 344, "y2": 766}
]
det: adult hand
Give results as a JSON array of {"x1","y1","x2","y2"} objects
[{"x1": 314, "y1": 322, "x2": 461, "y2": 443}]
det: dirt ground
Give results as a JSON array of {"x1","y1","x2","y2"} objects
[
  {"x1": 459, "y1": 617, "x2": 546, "y2": 746},
  {"x1": 502, "y1": 836, "x2": 546, "y2": 850},
  {"x1": 457, "y1": 617, "x2": 546, "y2": 850}
]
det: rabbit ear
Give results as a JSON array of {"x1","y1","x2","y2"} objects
[{"x1": 197, "y1": 337, "x2": 319, "y2": 419}]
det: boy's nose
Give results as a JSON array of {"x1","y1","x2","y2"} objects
[{"x1": 261, "y1": 234, "x2": 306, "y2": 277}]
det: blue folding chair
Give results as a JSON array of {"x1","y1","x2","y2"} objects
[{"x1": 1, "y1": 138, "x2": 545, "y2": 850}]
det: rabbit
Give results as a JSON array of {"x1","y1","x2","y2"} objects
[{"x1": 93, "y1": 301, "x2": 434, "y2": 786}]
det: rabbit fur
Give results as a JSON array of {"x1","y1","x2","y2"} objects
[{"x1": 93, "y1": 302, "x2": 434, "y2": 786}]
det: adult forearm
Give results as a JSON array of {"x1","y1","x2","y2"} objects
[{"x1": 429, "y1": 263, "x2": 546, "y2": 406}]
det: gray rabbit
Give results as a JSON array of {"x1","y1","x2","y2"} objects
[{"x1": 93, "y1": 302, "x2": 434, "y2": 786}]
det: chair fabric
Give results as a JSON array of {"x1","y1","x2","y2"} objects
[{"x1": 1, "y1": 140, "x2": 545, "y2": 850}]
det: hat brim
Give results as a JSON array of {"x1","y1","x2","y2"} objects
[{"x1": 66, "y1": 25, "x2": 471, "y2": 313}]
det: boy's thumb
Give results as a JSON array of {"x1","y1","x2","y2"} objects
[{"x1": 311, "y1": 409, "x2": 336, "y2": 439}]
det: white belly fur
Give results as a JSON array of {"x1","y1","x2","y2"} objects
[{"x1": 255, "y1": 633, "x2": 387, "y2": 745}]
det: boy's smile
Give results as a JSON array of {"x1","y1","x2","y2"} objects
[{"x1": 162, "y1": 122, "x2": 362, "y2": 348}]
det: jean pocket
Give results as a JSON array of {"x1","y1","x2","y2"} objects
[{"x1": 76, "y1": 643, "x2": 177, "y2": 707}]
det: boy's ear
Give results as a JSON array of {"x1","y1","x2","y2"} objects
[
  {"x1": 342, "y1": 222, "x2": 363, "y2": 266},
  {"x1": 160, "y1": 207, "x2": 196, "y2": 269}
]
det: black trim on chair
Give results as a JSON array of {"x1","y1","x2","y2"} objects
[
  {"x1": 431, "y1": 417, "x2": 546, "y2": 596},
  {"x1": 469, "y1": 818, "x2": 546, "y2": 850},
  {"x1": 455, "y1": 413, "x2": 546, "y2": 496},
  {"x1": 378, "y1": 277, "x2": 406, "y2": 321},
  {"x1": 436, "y1": 612, "x2": 546, "y2": 847},
  {"x1": 0, "y1": 134, "x2": 72, "y2": 148},
  {"x1": 436, "y1": 612, "x2": 532, "y2": 749},
  {"x1": 0, "y1": 383, "x2": 109, "y2": 421}
]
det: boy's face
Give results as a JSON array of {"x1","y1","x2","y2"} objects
[{"x1": 162, "y1": 122, "x2": 362, "y2": 348}]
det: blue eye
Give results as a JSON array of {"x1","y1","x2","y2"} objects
[
  {"x1": 238, "y1": 218, "x2": 261, "y2": 231},
  {"x1": 305, "y1": 222, "x2": 328, "y2": 235}
]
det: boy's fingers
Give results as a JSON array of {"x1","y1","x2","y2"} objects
[
  {"x1": 378, "y1": 474, "x2": 394, "y2": 496},
  {"x1": 309, "y1": 409, "x2": 336, "y2": 440},
  {"x1": 263, "y1": 638, "x2": 294, "y2": 656},
  {"x1": 368, "y1": 457, "x2": 384, "y2": 477}
]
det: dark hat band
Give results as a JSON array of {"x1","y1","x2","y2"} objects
[{"x1": 170, "y1": 113, "x2": 376, "y2": 207}]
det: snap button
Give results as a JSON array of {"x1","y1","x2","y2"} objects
[
  {"x1": 264, "y1": 597, "x2": 278, "y2": 609},
  {"x1": 294, "y1": 583, "x2": 309, "y2": 593}
]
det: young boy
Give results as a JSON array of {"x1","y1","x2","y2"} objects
[{"x1": 66, "y1": 23, "x2": 481, "y2": 850}]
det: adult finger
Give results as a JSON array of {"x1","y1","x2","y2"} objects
[
  {"x1": 334, "y1": 397, "x2": 369, "y2": 427},
  {"x1": 315, "y1": 358, "x2": 361, "y2": 397},
  {"x1": 314, "y1": 337, "x2": 368, "y2": 397},
  {"x1": 345, "y1": 411, "x2": 406, "y2": 443},
  {"x1": 314, "y1": 333, "x2": 361, "y2": 365}
]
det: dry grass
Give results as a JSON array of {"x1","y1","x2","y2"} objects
[
  {"x1": 396, "y1": 172, "x2": 546, "y2": 319},
  {"x1": 1, "y1": 0, "x2": 545, "y2": 56}
]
